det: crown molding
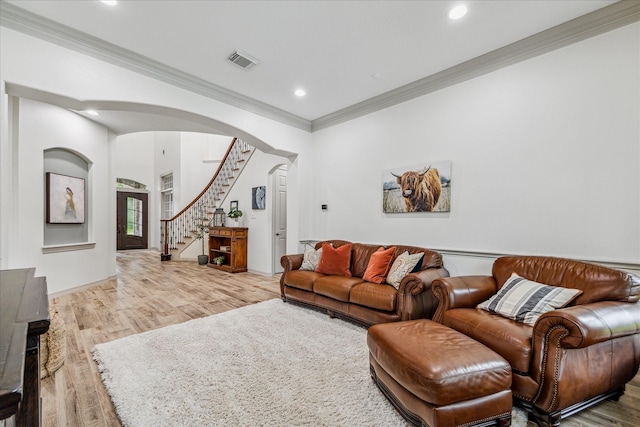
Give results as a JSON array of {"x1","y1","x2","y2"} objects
[
  {"x1": 0, "y1": 1, "x2": 312, "y2": 132},
  {"x1": 311, "y1": 0, "x2": 640, "y2": 131},
  {"x1": 1, "y1": 1, "x2": 638, "y2": 134}
]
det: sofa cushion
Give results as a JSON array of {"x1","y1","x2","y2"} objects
[
  {"x1": 443, "y1": 308, "x2": 533, "y2": 374},
  {"x1": 314, "y1": 275, "x2": 364, "y2": 302},
  {"x1": 477, "y1": 273, "x2": 582, "y2": 326},
  {"x1": 363, "y1": 246, "x2": 397, "y2": 284},
  {"x1": 316, "y1": 243, "x2": 352, "y2": 276},
  {"x1": 395, "y1": 245, "x2": 442, "y2": 270},
  {"x1": 351, "y1": 243, "x2": 381, "y2": 278},
  {"x1": 283, "y1": 270, "x2": 324, "y2": 292},
  {"x1": 386, "y1": 251, "x2": 424, "y2": 288},
  {"x1": 350, "y1": 282, "x2": 397, "y2": 312},
  {"x1": 299, "y1": 244, "x2": 323, "y2": 271},
  {"x1": 492, "y1": 256, "x2": 640, "y2": 305}
]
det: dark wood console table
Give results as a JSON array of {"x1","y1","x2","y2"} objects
[
  {"x1": 209, "y1": 227, "x2": 248, "y2": 273},
  {"x1": 0, "y1": 268, "x2": 50, "y2": 426}
]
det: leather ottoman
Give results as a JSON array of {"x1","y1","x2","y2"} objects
[{"x1": 367, "y1": 319, "x2": 512, "y2": 427}]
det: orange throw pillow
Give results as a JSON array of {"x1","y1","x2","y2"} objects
[
  {"x1": 316, "y1": 243, "x2": 352, "y2": 276},
  {"x1": 363, "y1": 247, "x2": 397, "y2": 284}
]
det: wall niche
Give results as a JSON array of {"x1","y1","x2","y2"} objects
[{"x1": 43, "y1": 148, "x2": 90, "y2": 246}]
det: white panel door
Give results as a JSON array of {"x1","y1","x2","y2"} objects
[{"x1": 273, "y1": 166, "x2": 287, "y2": 273}]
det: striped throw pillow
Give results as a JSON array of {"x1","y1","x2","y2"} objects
[{"x1": 477, "y1": 273, "x2": 582, "y2": 326}]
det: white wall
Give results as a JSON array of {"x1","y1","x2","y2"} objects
[
  {"x1": 223, "y1": 149, "x2": 293, "y2": 274},
  {"x1": 310, "y1": 23, "x2": 640, "y2": 274},
  {"x1": 114, "y1": 133, "x2": 156, "y2": 189},
  {"x1": 115, "y1": 131, "x2": 232, "y2": 252},
  {"x1": 167, "y1": 132, "x2": 231, "y2": 258},
  {"x1": 8, "y1": 98, "x2": 114, "y2": 294},
  {"x1": 180, "y1": 132, "x2": 230, "y2": 203},
  {"x1": 174, "y1": 144, "x2": 293, "y2": 273},
  {"x1": 0, "y1": 26, "x2": 311, "y2": 286},
  {"x1": 153, "y1": 131, "x2": 181, "y2": 210},
  {"x1": 2, "y1": 21, "x2": 638, "y2": 293},
  {"x1": 114, "y1": 132, "x2": 155, "y2": 244}
]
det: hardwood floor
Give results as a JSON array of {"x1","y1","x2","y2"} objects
[
  {"x1": 41, "y1": 250, "x2": 281, "y2": 427},
  {"x1": 41, "y1": 250, "x2": 640, "y2": 426}
]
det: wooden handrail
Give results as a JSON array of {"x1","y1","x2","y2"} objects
[
  {"x1": 165, "y1": 137, "x2": 237, "y2": 221},
  {"x1": 160, "y1": 137, "x2": 253, "y2": 260}
]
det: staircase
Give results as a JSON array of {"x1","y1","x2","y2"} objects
[{"x1": 160, "y1": 137, "x2": 255, "y2": 260}]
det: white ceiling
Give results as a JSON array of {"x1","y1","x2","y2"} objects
[{"x1": 1, "y1": 0, "x2": 626, "y2": 133}]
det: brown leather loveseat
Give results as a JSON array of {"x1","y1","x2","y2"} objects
[
  {"x1": 280, "y1": 240, "x2": 449, "y2": 326},
  {"x1": 432, "y1": 256, "x2": 640, "y2": 427}
]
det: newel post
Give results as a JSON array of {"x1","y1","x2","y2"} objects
[{"x1": 160, "y1": 220, "x2": 171, "y2": 261}]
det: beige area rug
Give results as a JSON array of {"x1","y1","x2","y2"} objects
[{"x1": 92, "y1": 299, "x2": 528, "y2": 426}]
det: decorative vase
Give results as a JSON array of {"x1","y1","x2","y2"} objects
[{"x1": 197, "y1": 254, "x2": 209, "y2": 265}]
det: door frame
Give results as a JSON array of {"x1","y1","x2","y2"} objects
[
  {"x1": 116, "y1": 188, "x2": 150, "y2": 250},
  {"x1": 271, "y1": 165, "x2": 287, "y2": 274}
]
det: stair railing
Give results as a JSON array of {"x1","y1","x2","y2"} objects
[{"x1": 160, "y1": 137, "x2": 254, "y2": 260}]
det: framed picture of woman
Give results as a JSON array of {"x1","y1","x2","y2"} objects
[{"x1": 46, "y1": 172, "x2": 85, "y2": 223}]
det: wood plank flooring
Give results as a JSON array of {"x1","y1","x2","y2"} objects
[
  {"x1": 41, "y1": 250, "x2": 640, "y2": 426},
  {"x1": 41, "y1": 250, "x2": 281, "y2": 427}
]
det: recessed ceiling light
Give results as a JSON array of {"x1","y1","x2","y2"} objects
[
  {"x1": 87, "y1": 110, "x2": 100, "y2": 116},
  {"x1": 448, "y1": 5, "x2": 467, "y2": 20},
  {"x1": 294, "y1": 89, "x2": 306, "y2": 97},
  {"x1": 101, "y1": 1, "x2": 118, "y2": 6}
]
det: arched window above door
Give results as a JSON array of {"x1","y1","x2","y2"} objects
[{"x1": 116, "y1": 178, "x2": 147, "y2": 190}]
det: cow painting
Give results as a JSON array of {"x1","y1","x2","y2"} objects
[{"x1": 392, "y1": 166, "x2": 442, "y2": 212}]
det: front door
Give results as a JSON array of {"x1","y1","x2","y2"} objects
[
  {"x1": 117, "y1": 191, "x2": 148, "y2": 250},
  {"x1": 273, "y1": 166, "x2": 287, "y2": 273}
]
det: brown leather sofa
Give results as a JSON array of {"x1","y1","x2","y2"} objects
[
  {"x1": 432, "y1": 256, "x2": 640, "y2": 427},
  {"x1": 280, "y1": 240, "x2": 449, "y2": 326}
]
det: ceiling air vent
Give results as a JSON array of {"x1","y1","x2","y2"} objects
[{"x1": 227, "y1": 50, "x2": 259, "y2": 70}]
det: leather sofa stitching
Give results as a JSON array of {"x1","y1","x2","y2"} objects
[
  {"x1": 549, "y1": 329, "x2": 569, "y2": 411},
  {"x1": 513, "y1": 391, "x2": 531, "y2": 402},
  {"x1": 533, "y1": 324, "x2": 569, "y2": 411},
  {"x1": 458, "y1": 412, "x2": 511, "y2": 427}
]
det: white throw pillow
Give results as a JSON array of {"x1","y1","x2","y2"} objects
[
  {"x1": 299, "y1": 245, "x2": 322, "y2": 271},
  {"x1": 386, "y1": 251, "x2": 424, "y2": 288},
  {"x1": 477, "y1": 273, "x2": 582, "y2": 326}
]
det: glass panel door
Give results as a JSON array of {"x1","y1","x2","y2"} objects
[
  {"x1": 127, "y1": 197, "x2": 143, "y2": 237},
  {"x1": 117, "y1": 191, "x2": 148, "y2": 250}
]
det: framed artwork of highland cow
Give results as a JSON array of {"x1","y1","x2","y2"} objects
[{"x1": 382, "y1": 161, "x2": 451, "y2": 213}]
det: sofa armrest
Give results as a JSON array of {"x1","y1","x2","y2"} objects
[
  {"x1": 279, "y1": 254, "x2": 304, "y2": 297},
  {"x1": 399, "y1": 267, "x2": 450, "y2": 296},
  {"x1": 431, "y1": 276, "x2": 497, "y2": 323},
  {"x1": 533, "y1": 301, "x2": 640, "y2": 350},
  {"x1": 529, "y1": 301, "x2": 640, "y2": 412},
  {"x1": 280, "y1": 254, "x2": 304, "y2": 273},
  {"x1": 397, "y1": 267, "x2": 449, "y2": 321}
]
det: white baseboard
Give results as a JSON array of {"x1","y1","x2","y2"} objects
[{"x1": 48, "y1": 275, "x2": 116, "y2": 299}]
